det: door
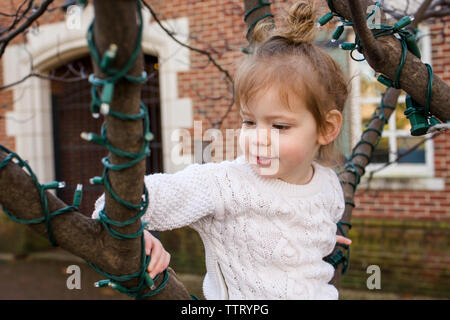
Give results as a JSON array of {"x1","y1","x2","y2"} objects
[{"x1": 51, "y1": 54, "x2": 163, "y2": 216}]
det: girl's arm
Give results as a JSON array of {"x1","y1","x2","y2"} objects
[{"x1": 91, "y1": 162, "x2": 223, "y2": 231}]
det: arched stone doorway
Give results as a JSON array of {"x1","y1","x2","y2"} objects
[{"x1": 50, "y1": 55, "x2": 163, "y2": 215}]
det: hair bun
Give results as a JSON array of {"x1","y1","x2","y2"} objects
[{"x1": 279, "y1": 0, "x2": 317, "y2": 44}]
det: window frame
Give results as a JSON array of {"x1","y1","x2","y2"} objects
[{"x1": 348, "y1": 24, "x2": 435, "y2": 178}]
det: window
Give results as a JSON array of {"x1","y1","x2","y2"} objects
[{"x1": 348, "y1": 25, "x2": 435, "y2": 178}]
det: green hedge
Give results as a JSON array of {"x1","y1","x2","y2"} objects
[{"x1": 341, "y1": 218, "x2": 449, "y2": 298}]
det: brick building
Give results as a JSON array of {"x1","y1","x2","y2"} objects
[{"x1": 0, "y1": 0, "x2": 448, "y2": 298}]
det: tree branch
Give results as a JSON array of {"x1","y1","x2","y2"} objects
[
  {"x1": 0, "y1": 0, "x2": 54, "y2": 58},
  {"x1": 330, "y1": 87, "x2": 402, "y2": 286},
  {"x1": 423, "y1": 8, "x2": 450, "y2": 19},
  {"x1": 0, "y1": 148, "x2": 190, "y2": 299},
  {"x1": 243, "y1": 0, "x2": 275, "y2": 49},
  {"x1": 331, "y1": 0, "x2": 450, "y2": 122},
  {"x1": 347, "y1": 0, "x2": 385, "y2": 67},
  {"x1": 413, "y1": 0, "x2": 435, "y2": 24}
]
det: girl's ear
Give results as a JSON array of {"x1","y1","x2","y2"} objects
[{"x1": 318, "y1": 109, "x2": 343, "y2": 146}]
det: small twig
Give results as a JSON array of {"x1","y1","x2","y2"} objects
[
  {"x1": 141, "y1": 0, "x2": 234, "y2": 86},
  {"x1": 0, "y1": 0, "x2": 54, "y2": 58}
]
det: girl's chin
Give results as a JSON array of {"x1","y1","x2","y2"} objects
[{"x1": 249, "y1": 160, "x2": 280, "y2": 177}]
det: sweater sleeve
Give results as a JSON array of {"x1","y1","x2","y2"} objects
[{"x1": 91, "y1": 162, "x2": 225, "y2": 231}]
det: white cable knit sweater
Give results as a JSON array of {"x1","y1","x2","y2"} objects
[{"x1": 92, "y1": 155, "x2": 345, "y2": 300}]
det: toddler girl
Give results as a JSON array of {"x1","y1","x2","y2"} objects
[{"x1": 93, "y1": 0, "x2": 351, "y2": 299}]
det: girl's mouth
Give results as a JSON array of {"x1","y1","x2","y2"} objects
[{"x1": 257, "y1": 156, "x2": 273, "y2": 166}]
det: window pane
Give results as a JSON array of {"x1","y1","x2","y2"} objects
[
  {"x1": 371, "y1": 137, "x2": 390, "y2": 163},
  {"x1": 361, "y1": 103, "x2": 389, "y2": 131},
  {"x1": 396, "y1": 101, "x2": 411, "y2": 131},
  {"x1": 359, "y1": 63, "x2": 386, "y2": 99},
  {"x1": 397, "y1": 137, "x2": 426, "y2": 164}
]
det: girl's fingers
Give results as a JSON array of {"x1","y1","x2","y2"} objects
[
  {"x1": 143, "y1": 231, "x2": 171, "y2": 278},
  {"x1": 150, "y1": 252, "x2": 170, "y2": 279},
  {"x1": 336, "y1": 235, "x2": 352, "y2": 245},
  {"x1": 144, "y1": 230, "x2": 152, "y2": 255},
  {"x1": 148, "y1": 244, "x2": 162, "y2": 274}
]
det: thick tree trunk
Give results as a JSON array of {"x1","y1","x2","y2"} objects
[{"x1": 0, "y1": 0, "x2": 191, "y2": 300}]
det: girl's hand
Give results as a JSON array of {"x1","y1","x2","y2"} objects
[
  {"x1": 336, "y1": 235, "x2": 352, "y2": 245},
  {"x1": 144, "y1": 230, "x2": 171, "y2": 279}
]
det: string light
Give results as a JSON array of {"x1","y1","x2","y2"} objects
[
  {"x1": 317, "y1": 1, "x2": 439, "y2": 139},
  {"x1": 81, "y1": 0, "x2": 169, "y2": 299},
  {"x1": 0, "y1": 146, "x2": 84, "y2": 246}
]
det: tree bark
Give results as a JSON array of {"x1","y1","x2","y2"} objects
[
  {"x1": 243, "y1": 0, "x2": 275, "y2": 49},
  {"x1": 0, "y1": 0, "x2": 191, "y2": 300}
]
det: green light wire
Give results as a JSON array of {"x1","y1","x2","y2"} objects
[
  {"x1": 244, "y1": 0, "x2": 274, "y2": 41},
  {"x1": 86, "y1": 235, "x2": 169, "y2": 299},
  {"x1": 319, "y1": 1, "x2": 425, "y2": 93},
  {"x1": 0, "y1": 145, "x2": 83, "y2": 247},
  {"x1": 424, "y1": 63, "x2": 433, "y2": 115},
  {"x1": 244, "y1": 0, "x2": 271, "y2": 21},
  {"x1": 82, "y1": 0, "x2": 170, "y2": 299},
  {"x1": 324, "y1": 219, "x2": 352, "y2": 274}
]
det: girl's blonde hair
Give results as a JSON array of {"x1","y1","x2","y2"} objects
[{"x1": 234, "y1": 0, "x2": 349, "y2": 167}]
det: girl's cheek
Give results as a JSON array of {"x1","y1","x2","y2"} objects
[{"x1": 279, "y1": 137, "x2": 306, "y2": 163}]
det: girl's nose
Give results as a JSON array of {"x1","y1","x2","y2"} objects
[{"x1": 255, "y1": 128, "x2": 271, "y2": 147}]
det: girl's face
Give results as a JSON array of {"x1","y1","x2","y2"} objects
[{"x1": 239, "y1": 86, "x2": 322, "y2": 185}]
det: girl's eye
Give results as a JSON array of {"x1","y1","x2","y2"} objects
[
  {"x1": 242, "y1": 120, "x2": 255, "y2": 126},
  {"x1": 273, "y1": 124, "x2": 290, "y2": 130}
]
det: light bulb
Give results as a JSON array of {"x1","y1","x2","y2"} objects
[
  {"x1": 145, "y1": 132, "x2": 154, "y2": 142},
  {"x1": 100, "y1": 103, "x2": 110, "y2": 115},
  {"x1": 80, "y1": 132, "x2": 92, "y2": 141},
  {"x1": 89, "y1": 177, "x2": 103, "y2": 185}
]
